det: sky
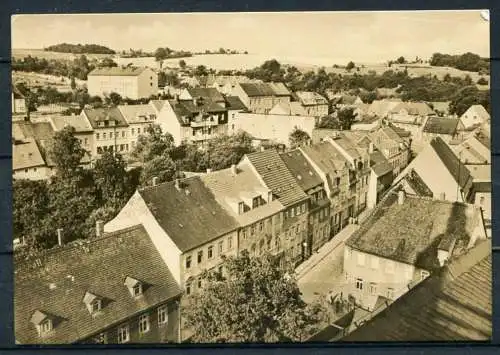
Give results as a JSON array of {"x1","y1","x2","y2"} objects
[{"x1": 11, "y1": 11, "x2": 490, "y2": 63}]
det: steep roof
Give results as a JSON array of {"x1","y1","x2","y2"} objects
[
  {"x1": 117, "y1": 104, "x2": 157, "y2": 124},
  {"x1": 387, "y1": 123, "x2": 411, "y2": 138},
  {"x1": 268, "y1": 82, "x2": 292, "y2": 96},
  {"x1": 12, "y1": 138, "x2": 47, "y2": 170},
  {"x1": 200, "y1": 163, "x2": 284, "y2": 227},
  {"x1": 280, "y1": 149, "x2": 324, "y2": 192},
  {"x1": 82, "y1": 107, "x2": 129, "y2": 129},
  {"x1": 423, "y1": 117, "x2": 459, "y2": 135},
  {"x1": 341, "y1": 239, "x2": 491, "y2": 341},
  {"x1": 346, "y1": 193, "x2": 483, "y2": 271},
  {"x1": 270, "y1": 101, "x2": 307, "y2": 116},
  {"x1": 14, "y1": 225, "x2": 181, "y2": 344},
  {"x1": 370, "y1": 150, "x2": 393, "y2": 177},
  {"x1": 431, "y1": 137, "x2": 472, "y2": 190},
  {"x1": 300, "y1": 142, "x2": 347, "y2": 191},
  {"x1": 246, "y1": 150, "x2": 308, "y2": 206},
  {"x1": 48, "y1": 115, "x2": 93, "y2": 133},
  {"x1": 391, "y1": 102, "x2": 435, "y2": 116},
  {"x1": 138, "y1": 176, "x2": 239, "y2": 252},
  {"x1": 13, "y1": 84, "x2": 25, "y2": 99},
  {"x1": 186, "y1": 87, "x2": 225, "y2": 103},
  {"x1": 400, "y1": 169, "x2": 434, "y2": 198},
  {"x1": 450, "y1": 136, "x2": 490, "y2": 165},
  {"x1": 12, "y1": 122, "x2": 55, "y2": 142},
  {"x1": 225, "y1": 96, "x2": 248, "y2": 111},
  {"x1": 239, "y1": 82, "x2": 291, "y2": 97},
  {"x1": 149, "y1": 100, "x2": 167, "y2": 113},
  {"x1": 295, "y1": 91, "x2": 328, "y2": 106},
  {"x1": 460, "y1": 104, "x2": 490, "y2": 121},
  {"x1": 88, "y1": 67, "x2": 148, "y2": 77}
]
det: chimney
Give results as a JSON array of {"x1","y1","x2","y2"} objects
[
  {"x1": 397, "y1": 190, "x2": 405, "y2": 205},
  {"x1": 206, "y1": 168, "x2": 212, "y2": 174},
  {"x1": 368, "y1": 142, "x2": 374, "y2": 154},
  {"x1": 57, "y1": 228, "x2": 64, "y2": 246},
  {"x1": 440, "y1": 192, "x2": 446, "y2": 200},
  {"x1": 175, "y1": 94, "x2": 180, "y2": 102},
  {"x1": 175, "y1": 178, "x2": 180, "y2": 190},
  {"x1": 96, "y1": 220, "x2": 104, "y2": 238},
  {"x1": 152, "y1": 176, "x2": 159, "y2": 186},
  {"x1": 231, "y1": 164, "x2": 237, "y2": 176}
]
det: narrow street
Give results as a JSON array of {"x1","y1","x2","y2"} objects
[{"x1": 296, "y1": 224, "x2": 360, "y2": 303}]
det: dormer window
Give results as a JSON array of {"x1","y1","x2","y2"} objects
[
  {"x1": 124, "y1": 276, "x2": 144, "y2": 297},
  {"x1": 83, "y1": 291, "x2": 102, "y2": 315},
  {"x1": 238, "y1": 202, "x2": 244, "y2": 215},
  {"x1": 30, "y1": 310, "x2": 53, "y2": 337},
  {"x1": 252, "y1": 196, "x2": 260, "y2": 209}
]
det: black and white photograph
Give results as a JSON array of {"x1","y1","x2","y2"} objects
[{"x1": 11, "y1": 10, "x2": 491, "y2": 344}]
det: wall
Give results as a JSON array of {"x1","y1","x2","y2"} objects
[
  {"x1": 75, "y1": 132, "x2": 95, "y2": 157},
  {"x1": 13, "y1": 98, "x2": 26, "y2": 114},
  {"x1": 104, "y1": 191, "x2": 183, "y2": 286},
  {"x1": 137, "y1": 69, "x2": 158, "y2": 99},
  {"x1": 234, "y1": 113, "x2": 316, "y2": 146},
  {"x1": 367, "y1": 170, "x2": 378, "y2": 209},
  {"x1": 92, "y1": 125, "x2": 131, "y2": 156},
  {"x1": 82, "y1": 300, "x2": 180, "y2": 344},
  {"x1": 88, "y1": 76, "x2": 139, "y2": 100},
  {"x1": 13, "y1": 165, "x2": 54, "y2": 181},
  {"x1": 156, "y1": 101, "x2": 183, "y2": 145},
  {"x1": 304, "y1": 104, "x2": 328, "y2": 117}
]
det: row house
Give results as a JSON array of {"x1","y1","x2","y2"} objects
[
  {"x1": 244, "y1": 150, "x2": 312, "y2": 264},
  {"x1": 87, "y1": 66, "x2": 158, "y2": 100},
  {"x1": 293, "y1": 91, "x2": 329, "y2": 117},
  {"x1": 12, "y1": 137, "x2": 55, "y2": 180},
  {"x1": 117, "y1": 103, "x2": 161, "y2": 148},
  {"x1": 280, "y1": 149, "x2": 331, "y2": 252},
  {"x1": 104, "y1": 176, "x2": 240, "y2": 296},
  {"x1": 367, "y1": 126, "x2": 411, "y2": 176},
  {"x1": 343, "y1": 190, "x2": 487, "y2": 311},
  {"x1": 232, "y1": 82, "x2": 292, "y2": 114},
  {"x1": 48, "y1": 115, "x2": 94, "y2": 158},
  {"x1": 14, "y1": 225, "x2": 182, "y2": 344}
]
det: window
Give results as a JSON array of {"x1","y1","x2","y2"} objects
[
  {"x1": 103, "y1": 132, "x2": 107, "y2": 139},
  {"x1": 420, "y1": 270, "x2": 430, "y2": 281},
  {"x1": 252, "y1": 197, "x2": 260, "y2": 209},
  {"x1": 197, "y1": 277, "x2": 202, "y2": 289},
  {"x1": 138, "y1": 128, "x2": 141, "y2": 134},
  {"x1": 91, "y1": 299, "x2": 102, "y2": 313},
  {"x1": 96, "y1": 133, "x2": 100, "y2": 140},
  {"x1": 251, "y1": 224, "x2": 256, "y2": 235},
  {"x1": 301, "y1": 204, "x2": 306, "y2": 214},
  {"x1": 122, "y1": 131, "x2": 125, "y2": 138},
  {"x1": 357, "y1": 252, "x2": 365, "y2": 266},
  {"x1": 197, "y1": 250, "x2": 203, "y2": 264},
  {"x1": 387, "y1": 287, "x2": 395, "y2": 299},
  {"x1": 117, "y1": 325, "x2": 130, "y2": 343},
  {"x1": 228, "y1": 236, "x2": 233, "y2": 249},
  {"x1": 94, "y1": 333, "x2": 107, "y2": 344},
  {"x1": 185, "y1": 282, "x2": 191, "y2": 295},
  {"x1": 185, "y1": 255, "x2": 192, "y2": 269},
  {"x1": 97, "y1": 146, "x2": 103, "y2": 154},
  {"x1": 158, "y1": 306, "x2": 168, "y2": 326},
  {"x1": 208, "y1": 245, "x2": 214, "y2": 259},
  {"x1": 110, "y1": 132, "x2": 113, "y2": 139},
  {"x1": 238, "y1": 202, "x2": 244, "y2": 214},
  {"x1": 218, "y1": 240, "x2": 224, "y2": 254},
  {"x1": 479, "y1": 196, "x2": 485, "y2": 206},
  {"x1": 139, "y1": 314, "x2": 150, "y2": 334},
  {"x1": 131, "y1": 128, "x2": 135, "y2": 135},
  {"x1": 242, "y1": 228, "x2": 247, "y2": 240},
  {"x1": 84, "y1": 138, "x2": 88, "y2": 145},
  {"x1": 259, "y1": 221, "x2": 263, "y2": 231},
  {"x1": 33, "y1": 168, "x2": 37, "y2": 172},
  {"x1": 290, "y1": 208, "x2": 295, "y2": 218},
  {"x1": 125, "y1": 144, "x2": 129, "y2": 151},
  {"x1": 369, "y1": 283, "x2": 377, "y2": 295},
  {"x1": 355, "y1": 278, "x2": 363, "y2": 290},
  {"x1": 218, "y1": 266, "x2": 223, "y2": 275},
  {"x1": 120, "y1": 144, "x2": 124, "y2": 151},
  {"x1": 133, "y1": 283, "x2": 143, "y2": 296},
  {"x1": 39, "y1": 320, "x2": 52, "y2": 335}
]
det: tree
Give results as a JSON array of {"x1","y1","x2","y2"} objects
[
  {"x1": 48, "y1": 126, "x2": 86, "y2": 178},
  {"x1": 179, "y1": 59, "x2": 186, "y2": 69},
  {"x1": 337, "y1": 107, "x2": 356, "y2": 130},
  {"x1": 289, "y1": 127, "x2": 311, "y2": 149},
  {"x1": 84, "y1": 204, "x2": 121, "y2": 238},
  {"x1": 449, "y1": 85, "x2": 490, "y2": 116},
  {"x1": 140, "y1": 154, "x2": 177, "y2": 186},
  {"x1": 397, "y1": 56, "x2": 406, "y2": 64},
  {"x1": 93, "y1": 151, "x2": 129, "y2": 205},
  {"x1": 184, "y1": 251, "x2": 327, "y2": 343},
  {"x1": 204, "y1": 131, "x2": 256, "y2": 171},
  {"x1": 131, "y1": 124, "x2": 175, "y2": 163},
  {"x1": 316, "y1": 115, "x2": 341, "y2": 130},
  {"x1": 13, "y1": 179, "x2": 50, "y2": 239},
  {"x1": 105, "y1": 92, "x2": 122, "y2": 106},
  {"x1": 194, "y1": 65, "x2": 208, "y2": 76},
  {"x1": 70, "y1": 76, "x2": 77, "y2": 90},
  {"x1": 346, "y1": 61, "x2": 355, "y2": 71},
  {"x1": 154, "y1": 47, "x2": 168, "y2": 61},
  {"x1": 99, "y1": 57, "x2": 118, "y2": 68}
]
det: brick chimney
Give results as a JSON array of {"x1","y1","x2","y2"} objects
[
  {"x1": 398, "y1": 190, "x2": 405, "y2": 205},
  {"x1": 57, "y1": 228, "x2": 64, "y2": 246},
  {"x1": 96, "y1": 220, "x2": 104, "y2": 238}
]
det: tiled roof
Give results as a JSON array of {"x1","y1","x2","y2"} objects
[
  {"x1": 280, "y1": 149, "x2": 324, "y2": 192},
  {"x1": 268, "y1": 82, "x2": 292, "y2": 96},
  {"x1": 239, "y1": 82, "x2": 291, "y2": 97},
  {"x1": 450, "y1": 136, "x2": 490, "y2": 165},
  {"x1": 270, "y1": 101, "x2": 307, "y2": 116},
  {"x1": 295, "y1": 91, "x2": 328, "y2": 106},
  {"x1": 48, "y1": 115, "x2": 94, "y2": 133},
  {"x1": 117, "y1": 104, "x2": 157, "y2": 124},
  {"x1": 330, "y1": 133, "x2": 366, "y2": 161},
  {"x1": 12, "y1": 138, "x2": 47, "y2": 170},
  {"x1": 150, "y1": 100, "x2": 167, "y2": 113},
  {"x1": 387, "y1": 123, "x2": 411, "y2": 138},
  {"x1": 88, "y1": 67, "x2": 148, "y2": 77},
  {"x1": 201, "y1": 163, "x2": 284, "y2": 227},
  {"x1": 12, "y1": 122, "x2": 55, "y2": 142},
  {"x1": 246, "y1": 150, "x2": 308, "y2": 206},
  {"x1": 300, "y1": 142, "x2": 347, "y2": 191},
  {"x1": 401, "y1": 169, "x2": 434, "y2": 198},
  {"x1": 346, "y1": 193, "x2": 482, "y2": 271},
  {"x1": 379, "y1": 126, "x2": 404, "y2": 143},
  {"x1": 473, "y1": 182, "x2": 491, "y2": 193},
  {"x1": 311, "y1": 129, "x2": 339, "y2": 144},
  {"x1": 341, "y1": 239, "x2": 491, "y2": 341},
  {"x1": 391, "y1": 102, "x2": 435, "y2": 116},
  {"x1": 14, "y1": 225, "x2": 182, "y2": 344},
  {"x1": 225, "y1": 96, "x2": 248, "y2": 111},
  {"x1": 82, "y1": 107, "x2": 129, "y2": 129},
  {"x1": 423, "y1": 117, "x2": 459, "y2": 135},
  {"x1": 370, "y1": 151, "x2": 393, "y2": 177},
  {"x1": 460, "y1": 104, "x2": 490, "y2": 121},
  {"x1": 138, "y1": 176, "x2": 239, "y2": 252},
  {"x1": 186, "y1": 87, "x2": 225, "y2": 103},
  {"x1": 431, "y1": 137, "x2": 472, "y2": 190},
  {"x1": 13, "y1": 84, "x2": 25, "y2": 99}
]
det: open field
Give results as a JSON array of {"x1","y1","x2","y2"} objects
[
  {"x1": 12, "y1": 48, "x2": 112, "y2": 61},
  {"x1": 12, "y1": 71, "x2": 86, "y2": 91}
]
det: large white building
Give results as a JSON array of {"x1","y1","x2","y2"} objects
[{"x1": 87, "y1": 67, "x2": 158, "y2": 100}]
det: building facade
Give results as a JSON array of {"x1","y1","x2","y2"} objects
[{"x1": 232, "y1": 82, "x2": 292, "y2": 114}]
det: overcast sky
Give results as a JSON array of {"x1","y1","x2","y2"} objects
[{"x1": 12, "y1": 11, "x2": 490, "y2": 62}]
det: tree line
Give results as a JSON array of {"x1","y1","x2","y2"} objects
[
  {"x1": 44, "y1": 43, "x2": 116, "y2": 54},
  {"x1": 430, "y1": 52, "x2": 489, "y2": 74}
]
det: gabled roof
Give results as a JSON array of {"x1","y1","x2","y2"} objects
[
  {"x1": 387, "y1": 123, "x2": 411, "y2": 138},
  {"x1": 280, "y1": 149, "x2": 324, "y2": 192},
  {"x1": 13, "y1": 138, "x2": 47, "y2": 170},
  {"x1": 149, "y1": 100, "x2": 167, "y2": 113},
  {"x1": 400, "y1": 169, "x2": 434, "y2": 198},
  {"x1": 82, "y1": 107, "x2": 129, "y2": 129},
  {"x1": 346, "y1": 193, "x2": 482, "y2": 271},
  {"x1": 88, "y1": 67, "x2": 149, "y2": 77},
  {"x1": 431, "y1": 137, "x2": 472, "y2": 190},
  {"x1": 330, "y1": 133, "x2": 367, "y2": 161},
  {"x1": 460, "y1": 104, "x2": 490, "y2": 121},
  {"x1": 270, "y1": 101, "x2": 307, "y2": 116},
  {"x1": 246, "y1": 150, "x2": 308, "y2": 206},
  {"x1": 138, "y1": 176, "x2": 239, "y2": 252},
  {"x1": 423, "y1": 117, "x2": 459, "y2": 135},
  {"x1": 294, "y1": 91, "x2": 328, "y2": 106},
  {"x1": 12, "y1": 122, "x2": 55, "y2": 142},
  {"x1": 13, "y1": 84, "x2": 25, "y2": 99},
  {"x1": 117, "y1": 104, "x2": 157, "y2": 124},
  {"x1": 370, "y1": 151, "x2": 393, "y2": 177},
  {"x1": 14, "y1": 225, "x2": 181, "y2": 344},
  {"x1": 390, "y1": 102, "x2": 435, "y2": 116},
  {"x1": 239, "y1": 82, "x2": 291, "y2": 97},
  {"x1": 450, "y1": 136, "x2": 490, "y2": 165},
  {"x1": 48, "y1": 115, "x2": 93, "y2": 133},
  {"x1": 225, "y1": 96, "x2": 248, "y2": 111},
  {"x1": 341, "y1": 239, "x2": 491, "y2": 341},
  {"x1": 186, "y1": 87, "x2": 225, "y2": 103}
]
